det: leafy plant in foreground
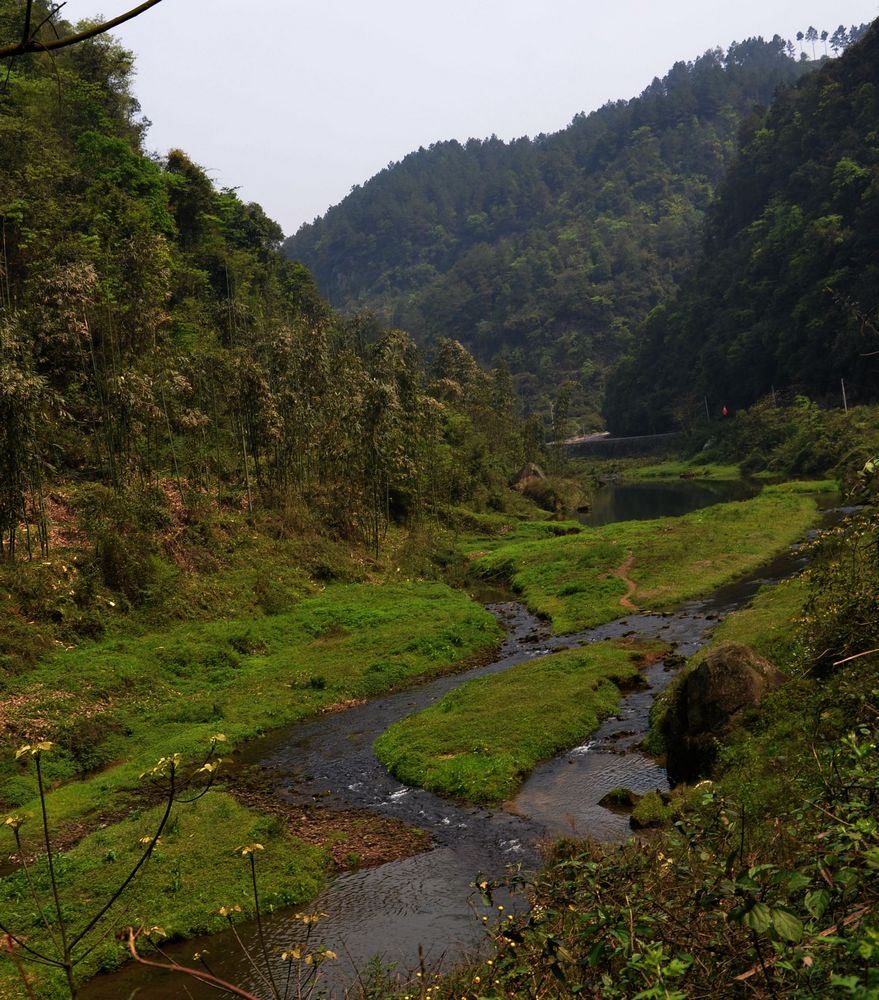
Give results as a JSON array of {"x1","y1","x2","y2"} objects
[{"x1": 1, "y1": 736, "x2": 225, "y2": 998}]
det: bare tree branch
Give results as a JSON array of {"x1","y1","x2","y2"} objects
[{"x1": 0, "y1": 0, "x2": 164, "y2": 60}]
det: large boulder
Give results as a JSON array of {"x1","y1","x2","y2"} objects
[
  {"x1": 511, "y1": 462, "x2": 546, "y2": 491},
  {"x1": 663, "y1": 642, "x2": 788, "y2": 782}
]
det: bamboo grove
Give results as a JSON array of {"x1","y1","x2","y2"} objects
[{"x1": 0, "y1": 1, "x2": 528, "y2": 563}]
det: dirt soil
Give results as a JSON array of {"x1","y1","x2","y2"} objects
[{"x1": 230, "y1": 764, "x2": 431, "y2": 872}]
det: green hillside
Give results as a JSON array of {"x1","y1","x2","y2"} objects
[
  {"x1": 605, "y1": 20, "x2": 879, "y2": 433},
  {"x1": 285, "y1": 38, "x2": 813, "y2": 418}
]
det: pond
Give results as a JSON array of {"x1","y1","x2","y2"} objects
[{"x1": 578, "y1": 477, "x2": 759, "y2": 527}]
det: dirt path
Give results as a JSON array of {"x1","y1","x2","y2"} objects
[{"x1": 612, "y1": 553, "x2": 639, "y2": 610}]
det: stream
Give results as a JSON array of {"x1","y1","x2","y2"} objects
[{"x1": 83, "y1": 485, "x2": 839, "y2": 999}]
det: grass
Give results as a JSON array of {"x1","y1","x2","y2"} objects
[
  {"x1": 374, "y1": 639, "x2": 667, "y2": 803},
  {"x1": 0, "y1": 579, "x2": 501, "y2": 997},
  {"x1": 625, "y1": 460, "x2": 743, "y2": 481},
  {"x1": 690, "y1": 576, "x2": 809, "y2": 670},
  {"x1": 0, "y1": 582, "x2": 502, "y2": 821},
  {"x1": 0, "y1": 789, "x2": 327, "y2": 997},
  {"x1": 468, "y1": 484, "x2": 824, "y2": 633},
  {"x1": 645, "y1": 575, "x2": 810, "y2": 757}
]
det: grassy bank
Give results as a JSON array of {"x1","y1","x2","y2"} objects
[
  {"x1": 0, "y1": 789, "x2": 327, "y2": 997},
  {"x1": 413, "y1": 515, "x2": 879, "y2": 1000},
  {"x1": 469, "y1": 484, "x2": 824, "y2": 633},
  {"x1": 1, "y1": 582, "x2": 502, "y2": 820},
  {"x1": 624, "y1": 460, "x2": 743, "y2": 481},
  {"x1": 374, "y1": 640, "x2": 667, "y2": 803},
  {"x1": 0, "y1": 579, "x2": 500, "y2": 997}
]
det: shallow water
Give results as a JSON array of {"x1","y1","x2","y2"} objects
[{"x1": 82, "y1": 495, "x2": 846, "y2": 999}]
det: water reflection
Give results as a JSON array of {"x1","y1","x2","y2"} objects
[{"x1": 580, "y1": 479, "x2": 758, "y2": 527}]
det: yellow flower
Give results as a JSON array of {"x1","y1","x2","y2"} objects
[
  {"x1": 140, "y1": 754, "x2": 182, "y2": 779},
  {"x1": 237, "y1": 843, "x2": 264, "y2": 856},
  {"x1": 214, "y1": 904, "x2": 243, "y2": 918},
  {"x1": 15, "y1": 742, "x2": 56, "y2": 759}
]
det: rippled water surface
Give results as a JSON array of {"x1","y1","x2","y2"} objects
[{"x1": 83, "y1": 493, "x2": 844, "y2": 998}]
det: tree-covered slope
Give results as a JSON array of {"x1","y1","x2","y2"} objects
[
  {"x1": 605, "y1": 20, "x2": 879, "y2": 434},
  {"x1": 0, "y1": 0, "x2": 529, "y2": 569},
  {"x1": 285, "y1": 38, "x2": 812, "y2": 414}
]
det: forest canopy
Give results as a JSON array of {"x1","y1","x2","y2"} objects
[{"x1": 604, "y1": 20, "x2": 879, "y2": 434}]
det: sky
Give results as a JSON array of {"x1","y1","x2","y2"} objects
[{"x1": 57, "y1": 0, "x2": 879, "y2": 238}]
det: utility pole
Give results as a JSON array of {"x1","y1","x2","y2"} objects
[
  {"x1": 841, "y1": 378, "x2": 848, "y2": 413},
  {"x1": 703, "y1": 396, "x2": 710, "y2": 420}
]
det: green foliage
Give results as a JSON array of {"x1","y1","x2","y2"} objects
[
  {"x1": 285, "y1": 38, "x2": 811, "y2": 420},
  {"x1": 426, "y1": 659, "x2": 879, "y2": 1000},
  {"x1": 375, "y1": 641, "x2": 663, "y2": 802},
  {"x1": 606, "y1": 21, "x2": 879, "y2": 431},
  {"x1": 468, "y1": 485, "x2": 820, "y2": 632},
  {"x1": 0, "y1": 5, "x2": 535, "y2": 577}
]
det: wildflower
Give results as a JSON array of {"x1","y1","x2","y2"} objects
[
  {"x1": 140, "y1": 754, "x2": 182, "y2": 779},
  {"x1": 214, "y1": 905, "x2": 243, "y2": 918},
  {"x1": 15, "y1": 742, "x2": 55, "y2": 759},
  {"x1": 237, "y1": 843, "x2": 264, "y2": 856},
  {"x1": 293, "y1": 912, "x2": 327, "y2": 925},
  {"x1": 3, "y1": 814, "x2": 28, "y2": 832}
]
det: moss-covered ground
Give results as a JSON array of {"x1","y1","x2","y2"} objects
[
  {"x1": 374, "y1": 639, "x2": 668, "y2": 803},
  {"x1": 467, "y1": 483, "x2": 824, "y2": 633}
]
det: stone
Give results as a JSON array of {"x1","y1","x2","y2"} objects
[{"x1": 664, "y1": 642, "x2": 788, "y2": 782}]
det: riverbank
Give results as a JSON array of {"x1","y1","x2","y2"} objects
[
  {"x1": 416, "y1": 509, "x2": 879, "y2": 1000},
  {"x1": 0, "y1": 578, "x2": 502, "y2": 997},
  {"x1": 375, "y1": 639, "x2": 669, "y2": 802},
  {"x1": 0, "y1": 476, "x2": 849, "y2": 998},
  {"x1": 466, "y1": 482, "x2": 827, "y2": 632}
]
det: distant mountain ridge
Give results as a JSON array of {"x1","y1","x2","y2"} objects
[
  {"x1": 285, "y1": 36, "x2": 813, "y2": 419},
  {"x1": 604, "y1": 20, "x2": 879, "y2": 434}
]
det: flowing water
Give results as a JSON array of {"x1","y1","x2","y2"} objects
[{"x1": 82, "y1": 485, "x2": 841, "y2": 999}]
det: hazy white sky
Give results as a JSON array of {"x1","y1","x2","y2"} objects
[{"x1": 58, "y1": 1, "x2": 879, "y2": 237}]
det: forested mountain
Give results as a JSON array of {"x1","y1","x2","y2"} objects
[
  {"x1": 0, "y1": 0, "x2": 525, "y2": 565},
  {"x1": 285, "y1": 38, "x2": 813, "y2": 418},
  {"x1": 604, "y1": 20, "x2": 879, "y2": 434}
]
